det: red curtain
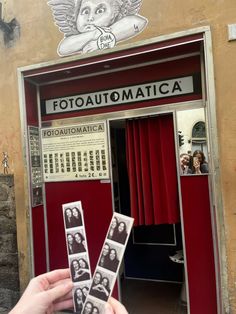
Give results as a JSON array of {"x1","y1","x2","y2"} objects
[{"x1": 126, "y1": 114, "x2": 180, "y2": 226}]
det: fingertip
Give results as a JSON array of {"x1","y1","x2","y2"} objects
[
  {"x1": 107, "y1": 297, "x2": 128, "y2": 314},
  {"x1": 64, "y1": 281, "x2": 74, "y2": 291}
]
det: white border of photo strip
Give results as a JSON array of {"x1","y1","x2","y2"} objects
[
  {"x1": 62, "y1": 201, "x2": 134, "y2": 314},
  {"x1": 62, "y1": 201, "x2": 92, "y2": 312},
  {"x1": 81, "y1": 212, "x2": 134, "y2": 314}
]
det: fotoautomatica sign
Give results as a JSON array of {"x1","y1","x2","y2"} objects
[
  {"x1": 41, "y1": 121, "x2": 109, "y2": 182},
  {"x1": 42, "y1": 75, "x2": 199, "y2": 115}
]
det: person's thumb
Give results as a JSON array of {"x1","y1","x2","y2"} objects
[
  {"x1": 104, "y1": 303, "x2": 114, "y2": 314},
  {"x1": 105, "y1": 297, "x2": 128, "y2": 314}
]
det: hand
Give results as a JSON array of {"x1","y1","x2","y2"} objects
[
  {"x1": 95, "y1": 284, "x2": 109, "y2": 296},
  {"x1": 78, "y1": 269, "x2": 85, "y2": 275},
  {"x1": 92, "y1": 284, "x2": 101, "y2": 291},
  {"x1": 9, "y1": 268, "x2": 73, "y2": 314},
  {"x1": 82, "y1": 40, "x2": 99, "y2": 53},
  {"x1": 105, "y1": 297, "x2": 128, "y2": 314},
  {"x1": 193, "y1": 158, "x2": 201, "y2": 174}
]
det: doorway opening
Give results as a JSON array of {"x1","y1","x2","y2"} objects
[{"x1": 109, "y1": 115, "x2": 188, "y2": 314}]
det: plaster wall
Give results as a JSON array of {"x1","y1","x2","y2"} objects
[{"x1": 0, "y1": 0, "x2": 236, "y2": 312}]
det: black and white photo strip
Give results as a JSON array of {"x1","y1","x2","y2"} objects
[
  {"x1": 73, "y1": 283, "x2": 90, "y2": 313},
  {"x1": 62, "y1": 201, "x2": 92, "y2": 313},
  {"x1": 66, "y1": 229, "x2": 87, "y2": 255},
  {"x1": 64, "y1": 204, "x2": 83, "y2": 229},
  {"x1": 81, "y1": 213, "x2": 134, "y2": 314},
  {"x1": 83, "y1": 296, "x2": 104, "y2": 314},
  {"x1": 69, "y1": 255, "x2": 91, "y2": 283}
]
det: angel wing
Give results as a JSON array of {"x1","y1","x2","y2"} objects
[
  {"x1": 47, "y1": 0, "x2": 79, "y2": 36},
  {"x1": 119, "y1": 0, "x2": 143, "y2": 18}
]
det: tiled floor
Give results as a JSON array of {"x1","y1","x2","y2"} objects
[
  {"x1": 61, "y1": 278, "x2": 188, "y2": 314},
  {"x1": 120, "y1": 278, "x2": 188, "y2": 314}
]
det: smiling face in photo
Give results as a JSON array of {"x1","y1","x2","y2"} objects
[{"x1": 118, "y1": 222, "x2": 125, "y2": 233}]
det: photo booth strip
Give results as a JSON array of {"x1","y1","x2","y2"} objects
[
  {"x1": 81, "y1": 212, "x2": 134, "y2": 314},
  {"x1": 62, "y1": 201, "x2": 92, "y2": 313}
]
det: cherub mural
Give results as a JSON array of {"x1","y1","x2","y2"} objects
[{"x1": 47, "y1": 0, "x2": 148, "y2": 56}]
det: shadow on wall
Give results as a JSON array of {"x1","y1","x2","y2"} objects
[{"x1": 0, "y1": 3, "x2": 20, "y2": 47}]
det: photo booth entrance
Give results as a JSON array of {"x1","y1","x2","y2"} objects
[
  {"x1": 109, "y1": 115, "x2": 186, "y2": 313},
  {"x1": 109, "y1": 111, "x2": 217, "y2": 314},
  {"x1": 19, "y1": 28, "x2": 220, "y2": 313}
]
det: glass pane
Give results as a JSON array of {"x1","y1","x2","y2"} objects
[
  {"x1": 192, "y1": 121, "x2": 206, "y2": 138},
  {"x1": 177, "y1": 108, "x2": 209, "y2": 175}
]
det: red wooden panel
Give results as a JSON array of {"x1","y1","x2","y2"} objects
[
  {"x1": 25, "y1": 81, "x2": 47, "y2": 276},
  {"x1": 181, "y1": 175, "x2": 217, "y2": 314},
  {"x1": 23, "y1": 34, "x2": 203, "y2": 83},
  {"x1": 25, "y1": 81, "x2": 38, "y2": 126},
  {"x1": 45, "y1": 180, "x2": 118, "y2": 298},
  {"x1": 31, "y1": 205, "x2": 47, "y2": 275},
  {"x1": 41, "y1": 56, "x2": 200, "y2": 98},
  {"x1": 45, "y1": 181, "x2": 113, "y2": 272}
]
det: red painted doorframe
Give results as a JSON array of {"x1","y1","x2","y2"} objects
[
  {"x1": 181, "y1": 176, "x2": 217, "y2": 314},
  {"x1": 23, "y1": 32, "x2": 218, "y2": 312}
]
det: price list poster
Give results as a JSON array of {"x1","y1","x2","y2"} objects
[{"x1": 41, "y1": 121, "x2": 110, "y2": 182}]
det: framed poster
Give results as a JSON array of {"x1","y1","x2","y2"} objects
[{"x1": 41, "y1": 121, "x2": 110, "y2": 182}]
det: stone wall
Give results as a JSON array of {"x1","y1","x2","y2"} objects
[{"x1": 0, "y1": 175, "x2": 19, "y2": 313}]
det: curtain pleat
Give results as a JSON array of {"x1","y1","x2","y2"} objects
[{"x1": 126, "y1": 115, "x2": 180, "y2": 226}]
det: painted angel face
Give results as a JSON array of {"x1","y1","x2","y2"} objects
[{"x1": 77, "y1": 0, "x2": 117, "y2": 33}]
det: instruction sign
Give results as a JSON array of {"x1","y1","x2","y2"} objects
[{"x1": 41, "y1": 122, "x2": 109, "y2": 182}]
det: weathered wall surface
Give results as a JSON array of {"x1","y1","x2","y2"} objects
[
  {"x1": 0, "y1": 175, "x2": 19, "y2": 314},
  {"x1": 0, "y1": 0, "x2": 236, "y2": 311}
]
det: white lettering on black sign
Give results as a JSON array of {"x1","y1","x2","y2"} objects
[{"x1": 44, "y1": 76, "x2": 194, "y2": 115}]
